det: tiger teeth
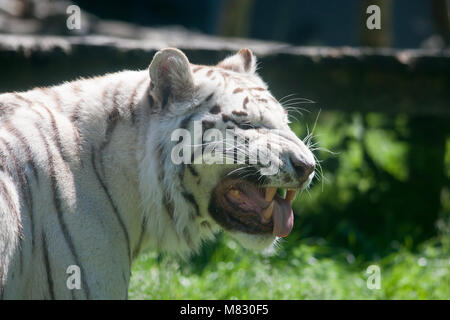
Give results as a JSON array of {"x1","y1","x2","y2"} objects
[
  {"x1": 262, "y1": 200, "x2": 275, "y2": 221},
  {"x1": 265, "y1": 187, "x2": 296, "y2": 203},
  {"x1": 230, "y1": 189, "x2": 240, "y2": 197},
  {"x1": 286, "y1": 189, "x2": 297, "y2": 203},
  {"x1": 265, "y1": 187, "x2": 277, "y2": 202}
]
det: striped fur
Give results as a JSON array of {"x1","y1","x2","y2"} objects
[{"x1": 0, "y1": 48, "x2": 315, "y2": 299}]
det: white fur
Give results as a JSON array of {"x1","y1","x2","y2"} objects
[{"x1": 0, "y1": 48, "x2": 315, "y2": 299}]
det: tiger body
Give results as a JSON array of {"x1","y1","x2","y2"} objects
[
  {"x1": 0, "y1": 71, "x2": 151, "y2": 299},
  {"x1": 0, "y1": 48, "x2": 316, "y2": 299}
]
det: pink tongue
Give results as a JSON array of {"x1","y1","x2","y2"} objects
[{"x1": 272, "y1": 198, "x2": 294, "y2": 237}]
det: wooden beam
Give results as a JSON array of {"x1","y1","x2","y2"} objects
[{"x1": 0, "y1": 34, "x2": 449, "y2": 116}]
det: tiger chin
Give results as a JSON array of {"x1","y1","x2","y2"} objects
[{"x1": 0, "y1": 47, "x2": 315, "y2": 299}]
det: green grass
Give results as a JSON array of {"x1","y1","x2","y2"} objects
[{"x1": 129, "y1": 234, "x2": 449, "y2": 300}]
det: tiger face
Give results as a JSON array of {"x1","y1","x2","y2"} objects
[{"x1": 143, "y1": 48, "x2": 315, "y2": 254}]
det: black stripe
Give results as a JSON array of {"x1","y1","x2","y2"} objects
[
  {"x1": 161, "y1": 85, "x2": 171, "y2": 110},
  {"x1": 0, "y1": 139, "x2": 25, "y2": 229},
  {"x1": 129, "y1": 77, "x2": 148, "y2": 124},
  {"x1": 222, "y1": 114, "x2": 254, "y2": 130},
  {"x1": 4, "y1": 120, "x2": 37, "y2": 249},
  {"x1": 38, "y1": 103, "x2": 70, "y2": 163},
  {"x1": 205, "y1": 93, "x2": 214, "y2": 103},
  {"x1": 42, "y1": 233, "x2": 55, "y2": 299},
  {"x1": 162, "y1": 192, "x2": 175, "y2": 220},
  {"x1": 156, "y1": 144, "x2": 175, "y2": 221},
  {"x1": 98, "y1": 82, "x2": 122, "y2": 177},
  {"x1": 12, "y1": 92, "x2": 32, "y2": 106},
  {"x1": 132, "y1": 216, "x2": 147, "y2": 259},
  {"x1": 0, "y1": 101, "x2": 20, "y2": 117},
  {"x1": 99, "y1": 82, "x2": 121, "y2": 154},
  {"x1": 0, "y1": 179, "x2": 20, "y2": 231},
  {"x1": 0, "y1": 177, "x2": 24, "y2": 275},
  {"x1": 178, "y1": 92, "x2": 215, "y2": 130},
  {"x1": 70, "y1": 99, "x2": 83, "y2": 161},
  {"x1": 210, "y1": 104, "x2": 221, "y2": 114},
  {"x1": 148, "y1": 94, "x2": 155, "y2": 110},
  {"x1": 41, "y1": 88, "x2": 63, "y2": 112},
  {"x1": 36, "y1": 125, "x2": 91, "y2": 299},
  {"x1": 181, "y1": 189, "x2": 201, "y2": 217},
  {"x1": 187, "y1": 164, "x2": 199, "y2": 177},
  {"x1": 23, "y1": 171, "x2": 34, "y2": 255},
  {"x1": 4, "y1": 120, "x2": 39, "y2": 181},
  {"x1": 1, "y1": 145, "x2": 30, "y2": 224},
  {"x1": 244, "y1": 137, "x2": 250, "y2": 165},
  {"x1": 105, "y1": 107, "x2": 120, "y2": 141},
  {"x1": 91, "y1": 149, "x2": 132, "y2": 263},
  {"x1": 180, "y1": 113, "x2": 197, "y2": 132},
  {"x1": 105, "y1": 81, "x2": 122, "y2": 139},
  {"x1": 0, "y1": 157, "x2": 24, "y2": 278},
  {"x1": 0, "y1": 138, "x2": 27, "y2": 199},
  {"x1": 122, "y1": 271, "x2": 129, "y2": 299},
  {"x1": 29, "y1": 107, "x2": 44, "y2": 120},
  {"x1": 202, "y1": 120, "x2": 216, "y2": 130}
]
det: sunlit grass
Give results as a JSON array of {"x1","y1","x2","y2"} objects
[{"x1": 129, "y1": 234, "x2": 449, "y2": 300}]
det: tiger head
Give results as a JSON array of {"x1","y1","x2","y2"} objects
[{"x1": 140, "y1": 48, "x2": 315, "y2": 255}]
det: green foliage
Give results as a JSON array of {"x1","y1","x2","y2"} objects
[{"x1": 289, "y1": 112, "x2": 449, "y2": 258}]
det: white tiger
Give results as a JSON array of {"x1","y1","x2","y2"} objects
[{"x1": 0, "y1": 48, "x2": 315, "y2": 299}]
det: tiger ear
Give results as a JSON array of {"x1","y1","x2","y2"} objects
[
  {"x1": 149, "y1": 48, "x2": 195, "y2": 109},
  {"x1": 217, "y1": 48, "x2": 256, "y2": 73}
]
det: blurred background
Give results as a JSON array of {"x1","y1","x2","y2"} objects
[
  {"x1": 1, "y1": 0, "x2": 449, "y2": 48},
  {"x1": 0, "y1": 0, "x2": 449, "y2": 299}
]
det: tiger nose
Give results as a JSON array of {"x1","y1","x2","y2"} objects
[{"x1": 291, "y1": 156, "x2": 315, "y2": 184}]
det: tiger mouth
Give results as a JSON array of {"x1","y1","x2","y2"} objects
[{"x1": 208, "y1": 178, "x2": 297, "y2": 237}]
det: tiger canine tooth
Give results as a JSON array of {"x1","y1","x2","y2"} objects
[
  {"x1": 265, "y1": 187, "x2": 277, "y2": 202},
  {"x1": 262, "y1": 200, "x2": 275, "y2": 221},
  {"x1": 286, "y1": 189, "x2": 297, "y2": 202},
  {"x1": 230, "y1": 189, "x2": 240, "y2": 197}
]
